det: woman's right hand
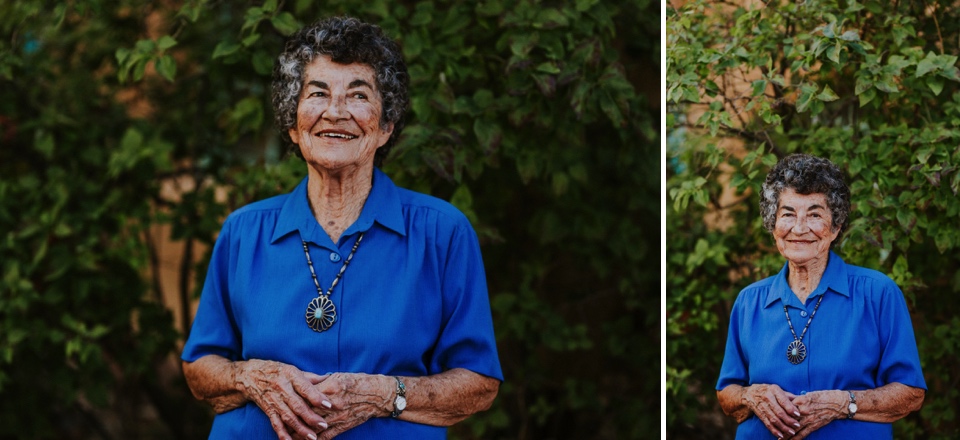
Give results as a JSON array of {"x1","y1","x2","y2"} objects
[
  {"x1": 741, "y1": 384, "x2": 802, "y2": 439},
  {"x1": 233, "y1": 359, "x2": 334, "y2": 440}
]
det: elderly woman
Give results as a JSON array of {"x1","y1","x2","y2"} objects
[
  {"x1": 716, "y1": 154, "x2": 926, "y2": 439},
  {"x1": 181, "y1": 17, "x2": 502, "y2": 440}
]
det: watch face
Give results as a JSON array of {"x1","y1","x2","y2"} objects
[
  {"x1": 396, "y1": 396, "x2": 407, "y2": 411},
  {"x1": 849, "y1": 403, "x2": 858, "y2": 413}
]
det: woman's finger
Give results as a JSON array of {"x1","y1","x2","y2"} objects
[
  {"x1": 291, "y1": 373, "x2": 335, "y2": 411},
  {"x1": 774, "y1": 390, "x2": 802, "y2": 422}
]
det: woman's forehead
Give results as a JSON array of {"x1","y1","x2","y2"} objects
[
  {"x1": 778, "y1": 188, "x2": 829, "y2": 209},
  {"x1": 302, "y1": 54, "x2": 377, "y2": 86}
]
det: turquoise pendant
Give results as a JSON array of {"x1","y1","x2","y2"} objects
[
  {"x1": 786, "y1": 339, "x2": 807, "y2": 364},
  {"x1": 305, "y1": 296, "x2": 337, "y2": 332}
]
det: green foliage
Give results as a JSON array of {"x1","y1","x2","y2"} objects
[
  {"x1": 668, "y1": 0, "x2": 960, "y2": 438},
  {"x1": 1, "y1": 0, "x2": 657, "y2": 438}
]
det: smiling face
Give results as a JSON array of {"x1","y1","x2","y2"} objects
[
  {"x1": 288, "y1": 55, "x2": 393, "y2": 174},
  {"x1": 773, "y1": 188, "x2": 840, "y2": 266}
]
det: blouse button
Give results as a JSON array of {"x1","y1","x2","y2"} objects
[
  {"x1": 800, "y1": 310, "x2": 808, "y2": 317},
  {"x1": 329, "y1": 252, "x2": 341, "y2": 263}
]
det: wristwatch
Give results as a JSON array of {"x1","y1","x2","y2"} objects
[
  {"x1": 846, "y1": 390, "x2": 857, "y2": 419},
  {"x1": 391, "y1": 376, "x2": 407, "y2": 418}
]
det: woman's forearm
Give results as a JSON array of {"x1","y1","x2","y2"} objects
[
  {"x1": 851, "y1": 382, "x2": 924, "y2": 423},
  {"x1": 397, "y1": 368, "x2": 500, "y2": 426},
  {"x1": 717, "y1": 385, "x2": 754, "y2": 423},
  {"x1": 182, "y1": 355, "x2": 249, "y2": 413}
]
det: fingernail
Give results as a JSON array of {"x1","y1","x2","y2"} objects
[
  {"x1": 322, "y1": 400, "x2": 332, "y2": 408},
  {"x1": 794, "y1": 422, "x2": 801, "y2": 427},
  {"x1": 794, "y1": 411, "x2": 801, "y2": 417},
  {"x1": 789, "y1": 429, "x2": 796, "y2": 435},
  {"x1": 308, "y1": 435, "x2": 317, "y2": 440},
  {"x1": 319, "y1": 422, "x2": 329, "y2": 429}
]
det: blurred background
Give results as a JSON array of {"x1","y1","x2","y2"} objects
[{"x1": 0, "y1": 0, "x2": 659, "y2": 439}]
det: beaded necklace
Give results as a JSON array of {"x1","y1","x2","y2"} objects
[
  {"x1": 301, "y1": 232, "x2": 364, "y2": 332},
  {"x1": 783, "y1": 294, "x2": 824, "y2": 365}
]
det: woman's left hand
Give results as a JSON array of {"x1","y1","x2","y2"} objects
[
  {"x1": 786, "y1": 390, "x2": 847, "y2": 439},
  {"x1": 307, "y1": 373, "x2": 393, "y2": 440}
]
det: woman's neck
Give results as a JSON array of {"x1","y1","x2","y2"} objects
[
  {"x1": 787, "y1": 254, "x2": 829, "y2": 304},
  {"x1": 306, "y1": 164, "x2": 373, "y2": 243}
]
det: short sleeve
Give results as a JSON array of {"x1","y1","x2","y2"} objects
[
  {"x1": 428, "y1": 222, "x2": 503, "y2": 381},
  {"x1": 181, "y1": 217, "x2": 242, "y2": 363},
  {"x1": 876, "y1": 282, "x2": 927, "y2": 390},
  {"x1": 717, "y1": 292, "x2": 749, "y2": 390}
]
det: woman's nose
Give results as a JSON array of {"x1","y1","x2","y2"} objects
[
  {"x1": 323, "y1": 96, "x2": 348, "y2": 120},
  {"x1": 792, "y1": 217, "x2": 811, "y2": 233}
]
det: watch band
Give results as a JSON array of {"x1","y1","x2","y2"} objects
[
  {"x1": 391, "y1": 376, "x2": 407, "y2": 418},
  {"x1": 846, "y1": 390, "x2": 857, "y2": 419}
]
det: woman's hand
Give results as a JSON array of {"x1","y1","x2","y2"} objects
[
  {"x1": 744, "y1": 384, "x2": 803, "y2": 438},
  {"x1": 234, "y1": 359, "x2": 336, "y2": 440},
  {"x1": 306, "y1": 368, "x2": 500, "y2": 439},
  {"x1": 182, "y1": 355, "x2": 337, "y2": 440},
  {"x1": 718, "y1": 383, "x2": 801, "y2": 438},
  {"x1": 786, "y1": 390, "x2": 846, "y2": 439},
  {"x1": 308, "y1": 373, "x2": 393, "y2": 440}
]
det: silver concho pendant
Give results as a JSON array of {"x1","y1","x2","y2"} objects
[
  {"x1": 305, "y1": 296, "x2": 337, "y2": 332},
  {"x1": 786, "y1": 339, "x2": 807, "y2": 365}
]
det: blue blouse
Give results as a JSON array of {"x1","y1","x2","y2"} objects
[
  {"x1": 716, "y1": 251, "x2": 926, "y2": 439},
  {"x1": 182, "y1": 169, "x2": 503, "y2": 439}
]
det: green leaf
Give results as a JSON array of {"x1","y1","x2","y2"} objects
[
  {"x1": 575, "y1": 0, "x2": 599, "y2": 12},
  {"x1": 927, "y1": 77, "x2": 945, "y2": 96},
  {"x1": 599, "y1": 92, "x2": 625, "y2": 127},
  {"x1": 796, "y1": 84, "x2": 817, "y2": 112},
  {"x1": 858, "y1": 88, "x2": 877, "y2": 107},
  {"x1": 242, "y1": 33, "x2": 260, "y2": 47},
  {"x1": 213, "y1": 41, "x2": 241, "y2": 59},
  {"x1": 817, "y1": 84, "x2": 840, "y2": 101},
  {"x1": 822, "y1": 22, "x2": 836, "y2": 38},
  {"x1": 271, "y1": 12, "x2": 300, "y2": 36},
  {"x1": 827, "y1": 41, "x2": 841, "y2": 64},
  {"x1": 875, "y1": 75, "x2": 898, "y2": 93},
  {"x1": 473, "y1": 119, "x2": 502, "y2": 154},
  {"x1": 34, "y1": 131, "x2": 55, "y2": 159},
  {"x1": 916, "y1": 52, "x2": 939, "y2": 77},
  {"x1": 533, "y1": 8, "x2": 569, "y2": 29},
  {"x1": 155, "y1": 55, "x2": 176, "y2": 82},
  {"x1": 510, "y1": 32, "x2": 540, "y2": 57},
  {"x1": 156, "y1": 35, "x2": 177, "y2": 51},
  {"x1": 536, "y1": 62, "x2": 561, "y2": 74},
  {"x1": 840, "y1": 30, "x2": 860, "y2": 41},
  {"x1": 939, "y1": 66, "x2": 960, "y2": 82},
  {"x1": 854, "y1": 76, "x2": 873, "y2": 95},
  {"x1": 476, "y1": 0, "x2": 503, "y2": 16}
]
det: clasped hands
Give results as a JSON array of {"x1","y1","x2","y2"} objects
[
  {"x1": 236, "y1": 360, "x2": 393, "y2": 440},
  {"x1": 744, "y1": 384, "x2": 849, "y2": 439}
]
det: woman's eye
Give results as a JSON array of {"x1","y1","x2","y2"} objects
[
  {"x1": 352, "y1": 92, "x2": 367, "y2": 99},
  {"x1": 308, "y1": 91, "x2": 327, "y2": 98}
]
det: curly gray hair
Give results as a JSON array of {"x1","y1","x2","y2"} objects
[
  {"x1": 271, "y1": 16, "x2": 409, "y2": 167},
  {"x1": 760, "y1": 154, "x2": 850, "y2": 242}
]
